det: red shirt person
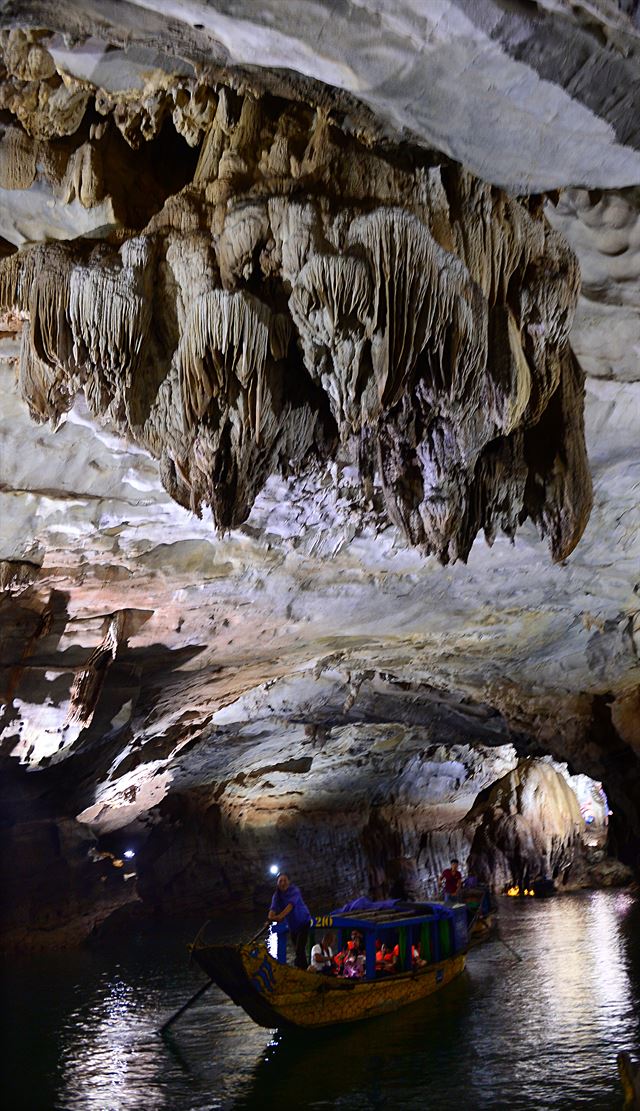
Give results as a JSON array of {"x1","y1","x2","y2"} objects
[{"x1": 440, "y1": 858, "x2": 462, "y2": 898}]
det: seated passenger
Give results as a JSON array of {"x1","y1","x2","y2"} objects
[
  {"x1": 391, "y1": 942, "x2": 423, "y2": 970},
  {"x1": 350, "y1": 929, "x2": 364, "y2": 954},
  {"x1": 308, "y1": 930, "x2": 336, "y2": 974},
  {"x1": 343, "y1": 943, "x2": 365, "y2": 979},
  {"x1": 376, "y1": 943, "x2": 394, "y2": 972}
]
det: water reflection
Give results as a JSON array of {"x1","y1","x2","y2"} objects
[
  {"x1": 533, "y1": 890, "x2": 634, "y2": 1051},
  {"x1": 236, "y1": 893, "x2": 640, "y2": 1110},
  {"x1": 235, "y1": 983, "x2": 475, "y2": 1111},
  {"x1": 57, "y1": 972, "x2": 169, "y2": 1111},
  {"x1": 2, "y1": 893, "x2": 639, "y2": 1110}
]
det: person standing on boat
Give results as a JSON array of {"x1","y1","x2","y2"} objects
[
  {"x1": 268, "y1": 872, "x2": 311, "y2": 970},
  {"x1": 440, "y1": 859, "x2": 462, "y2": 901}
]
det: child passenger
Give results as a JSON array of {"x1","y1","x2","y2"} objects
[{"x1": 342, "y1": 943, "x2": 365, "y2": 979}]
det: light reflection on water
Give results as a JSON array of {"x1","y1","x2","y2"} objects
[
  {"x1": 58, "y1": 975, "x2": 170, "y2": 1111},
  {"x1": 2, "y1": 891, "x2": 639, "y2": 1110}
]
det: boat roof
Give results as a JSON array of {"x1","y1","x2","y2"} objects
[{"x1": 316, "y1": 901, "x2": 463, "y2": 931}]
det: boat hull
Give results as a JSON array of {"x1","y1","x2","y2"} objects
[
  {"x1": 469, "y1": 912, "x2": 496, "y2": 945},
  {"x1": 191, "y1": 941, "x2": 465, "y2": 1029}
]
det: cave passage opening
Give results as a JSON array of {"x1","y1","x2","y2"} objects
[{"x1": 70, "y1": 727, "x2": 626, "y2": 938}]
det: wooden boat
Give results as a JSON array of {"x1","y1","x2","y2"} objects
[
  {"x1": 618, "y1": 1052, "x2": 640, "y2": 1109},
  {"x1": 190, "y1": 902, "x2": 467, "y2": 1029},
  {"x1": 454, "y1": 886, "x2": 497, "y2": 945}
]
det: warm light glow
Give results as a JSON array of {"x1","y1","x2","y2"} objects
[
  {"x1": 507, "y1": 885, "x2": 520, "y2": 896},
  {"x1": 269, "y1": 864, "x2": 279, "y2": 875}
]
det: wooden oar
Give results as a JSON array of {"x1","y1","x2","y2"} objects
[
  {"x1": 157, "y1": 921, "x2": 271, "y2": 1035},
  {"x1": 158, "y1": 978, "x2": 215, "y2": 1035},
  {"x1": 248, "y1": 921, "x2": 271, "y2": 943},
  {"x1": 496, "y1": 934, "x2": 524, "y2": 962},
  {"x1": 467, "y1": 904, "x2": 483, "y2": 935}
]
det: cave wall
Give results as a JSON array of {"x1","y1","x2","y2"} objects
[
  {"x1": 132, "y1": 730, "x2": 629, "y2": 905},
  {"x1": 0, "y1": 763, "x2": 138, "y2": 950}
]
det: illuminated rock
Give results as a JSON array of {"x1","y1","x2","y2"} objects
[{"x1": 0, "y1": 85, "x2": 590, "y2": 562}]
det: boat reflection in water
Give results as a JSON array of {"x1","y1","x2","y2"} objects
[{"x1": 236, "y1": 978, "x2": 472, "y2": 1110}]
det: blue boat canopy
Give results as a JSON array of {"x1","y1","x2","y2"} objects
[{"x1": 273, "y1": 900, "x2": 468, "y2": 981}]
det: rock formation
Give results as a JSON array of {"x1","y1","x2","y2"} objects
[
  {"x1": 0, "y1": 2, "x2": 639, "y2": 946},
  {"x1": 466, "y1": 759, "x2": 586, "y2": 889},
  {"x1": 0, "y1": 49, "x2": 591, "y2": 564},
  {"x1": 0, "y1": 761, "x2": 138, "y2": 950}
]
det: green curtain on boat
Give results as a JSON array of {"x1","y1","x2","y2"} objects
[
  {"x1": 439, "y1": 918, "x2": 451, "y2": 958},
  {"x1": 420, "y1": 922, "x2": 432, "y2": 963}
]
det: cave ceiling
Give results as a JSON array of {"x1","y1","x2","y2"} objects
[{"x1": 0, "y1": 0, "x2": 639, "y2": 858}]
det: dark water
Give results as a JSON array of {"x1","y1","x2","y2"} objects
[{"x1": 2, "y1": 891, "x2": 640, "y2": 1110}]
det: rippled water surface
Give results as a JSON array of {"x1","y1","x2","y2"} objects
[{"x1": 2, "y1": 891, "x2": 640, "y2": 1109}]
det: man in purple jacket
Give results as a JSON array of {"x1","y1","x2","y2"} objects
[{"x1": 268, "y1": 872, "x2": 311, "y2": 970}]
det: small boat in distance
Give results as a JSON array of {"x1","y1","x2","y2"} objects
[{"x1": 190, "y1": 901, "x2": 468, "y2": 1029}]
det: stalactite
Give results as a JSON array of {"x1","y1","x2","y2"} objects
[
  {"x1": 0, "y1": 124, "x2": 37, "y2": 189},
  {"x1": 68, "y1": 238, "x2": 153, "y2": 383},
  {"x1": 66, "y1": 614, "x2": 124, "y2": 729},
  {"x1": 290, "y1": 252, "x2": 374, "y2": 433},
  {"x1": 18, "y1": 322, "x2": 68, "y2": 427},
  {"x1": 524, "y1": 346, "x2": 593, "y2": 562},
  {"x1": 0, "y1": 82, "x2": 591, "y2": 562}
]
